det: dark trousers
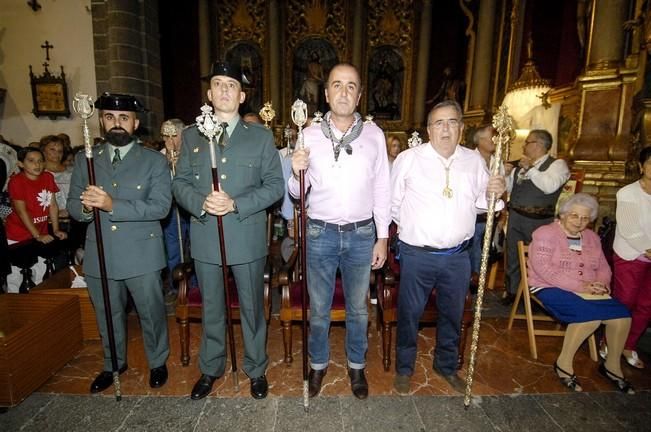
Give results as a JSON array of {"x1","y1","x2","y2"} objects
[
  {"x1": 505, "y1": 210, "x2": 552, "y2": 295},
  {"x1": 395, "y1": 242, "x2": 470, "y2": 376}
]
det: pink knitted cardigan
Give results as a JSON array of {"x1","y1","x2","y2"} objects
[{"x1": 527, "y1": 221, "x2": 612, "y2": 293}]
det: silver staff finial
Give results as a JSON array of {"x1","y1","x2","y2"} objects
[
  {"x1": 291, "y1": 99, "x2": 308, "y2": 150},
  {"x1": 161, "y1": 120, "x2": 178, "y2": 138},
  {"x1": 73, "y1": 92, "x2": 96, "y2": 158},
  {"x1": 408, "y1": 131, "x2": 422, "y2": 148}
]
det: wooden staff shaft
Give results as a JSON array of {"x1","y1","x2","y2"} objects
[
  {"x1": 209, "y1": 158, "x2": 239, "y2": 390},
  {"x1": 85, "y1": 155, "x2": 122, "y2": 401}
]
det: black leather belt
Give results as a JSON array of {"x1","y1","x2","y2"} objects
[
  {"x1": 409, "y1": 239, "x2": 470, "y2": 255},
  {"x1": 308, "y1": 217, "x2": 374, "y2": 232},
  {"x1": 510, "y1": 206, "x2": 555, "y2": 219}
]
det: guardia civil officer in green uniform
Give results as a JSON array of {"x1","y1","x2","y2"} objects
[
  {"x1": 173, "y1": 62, "x2": 284, "y2": 400},
  {"x1": 67, "y1": 93, "x2": 172, "y2": 393}
]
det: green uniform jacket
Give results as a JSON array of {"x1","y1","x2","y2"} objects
[
  {"x1": 67, "y1": 142, "x2": 172, "y2": 279},
  {"x1": 173, "y1": 120, "x2": 284, "y2": 265}
]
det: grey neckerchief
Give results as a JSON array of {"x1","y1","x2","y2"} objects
[{"x1": 321, "y1": 111, "x2": 364, "y2": 161}]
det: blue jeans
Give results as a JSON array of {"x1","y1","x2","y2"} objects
[
  {"x1": 306, "y1": 219, "x2": 375, "y2": 370},
  {"x1": 469, "y1": 221, "x2": 486, "y2": 274},
  {"x1": 395, "y1": 242, "x2": 470, "y2": 376}
]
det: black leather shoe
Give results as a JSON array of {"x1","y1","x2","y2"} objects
[
  {"x1": 149, "y1": 364, "x2": 168, "y2": 388},
  {"x1": 191, "y1": 374, "x2": 218, "y2": 400},
  {"x1": 250, "y1": 375, "x2": 268, "y2": 399},
  {"x1": 90, "y1": 364, "x2": 128, "y2": 394},
  {"x1": 500, "y1": 292, "x2": 516, "y2": 306},
  {"x1": 308, "y1": 368, "x2": 327, "y2": 398},
  {"x1": 348, "y1": 368, "x2": 368, "y2": 400}
]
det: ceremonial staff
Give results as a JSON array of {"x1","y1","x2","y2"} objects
[
  {"x1": 196, "y1": 104, "x2": 239, "y2": 390},
  {"x1": 463, "y1": 105, "x2": 513, "y2": 408},
  {"x1": 73, "y1": 92, "x2": 122, "y2": 401},
  {"x1": 291, "y1": 99, "x2": 309, "y2": 412},
  {"x1": 161, "y1": 121, "x2": 185, "y2": 265}
]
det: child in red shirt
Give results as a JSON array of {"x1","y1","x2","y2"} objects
[{"x1": 6, "y1": 147, "x2": 67, "y2": 292}]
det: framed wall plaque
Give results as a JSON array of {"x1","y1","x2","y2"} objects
[{"x1": 29, "y1": 65, "x2": 71, "y2": 119}]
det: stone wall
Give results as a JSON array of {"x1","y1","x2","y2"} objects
[{"x1": 92, "y1": 0, "x2": 163, "y2": 138}]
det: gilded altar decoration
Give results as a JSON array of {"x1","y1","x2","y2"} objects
[{"x1": 259, "y1": 101, "x2": 276, "y2": 128}]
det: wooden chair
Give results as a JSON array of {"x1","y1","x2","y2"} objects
[
  {"x1": 375, "y1": 224, "x2": 474, "y2": 371},
  {"x1": 277, "y1": 209, "x2": 369, "y2": 364},
  {"x1": 174, "y1": 215, "x2": 273, "y2": 367},
  {"x1": 507, "y1": 240, "x2": 598, "y2": 361}
]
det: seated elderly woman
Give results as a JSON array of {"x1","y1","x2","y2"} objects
[{"x1": 527, "y1": 193, "x2": 634, "y2": 394}]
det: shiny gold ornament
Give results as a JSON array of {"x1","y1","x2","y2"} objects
[{"x1": 259, "y1": 101, "x2": 276, "y2": 128}]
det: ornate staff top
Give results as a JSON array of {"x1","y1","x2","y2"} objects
[
  {"x1": 196, "y1": 103, "x2": 224, "y2": 169},
  {"x1": 491, "y1": 105, "x2": 515, "y2": 166},
  {"x1": 73, "y1": 92, "x2": 95, "y2": 158},
  {"x1": 259, "y1": 101, "x2": 275, "y2": 129},
  {"x1": 407, "y1": 131, "x2": 422, "y2": 148},
  {"x1": 161, "y1": 120, "x2": 178, "y2": 138},
  {"x1": 196, "y1": 104, "x2": 220, "y2": 141},
  {"x1": 291, "y1": 99, "x2": 308, "y2": 150}
]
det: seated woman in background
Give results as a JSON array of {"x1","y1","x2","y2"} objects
[
  {"x1": 611, "y1": 146, "x2": 651, "y2": 370},
  {"x1": 527, "y1": 193, "x2": 634, "y2": 394},
  {"x1": 40, "y1": 135, "x2": 72, "y2": 219}
]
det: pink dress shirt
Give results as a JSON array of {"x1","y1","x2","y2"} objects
[
  {"x1": 288, "y1": 118, "x2": 391, "y2": 238},
  {"x1": 528, "y1": 221, "x2": 612, "y2": 293}
]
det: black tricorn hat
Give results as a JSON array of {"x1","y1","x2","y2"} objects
[
  {"x1": 95, "y1": 92, "x2": 147, "y2": 112},
  {"x1": 202, "y1": 61, "x2": 249, "y2": 85}
]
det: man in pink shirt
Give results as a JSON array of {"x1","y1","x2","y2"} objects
[{"x1": 290, "y1": 63, "x2": 391, "y2": 399}]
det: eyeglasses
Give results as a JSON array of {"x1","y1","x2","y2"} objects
[
  {"x1": 566, "y1": 212, "x2": 591, "y2": 223},
  {"x1": 428, "y1": 119, "x2": 460, "y2": 129}
]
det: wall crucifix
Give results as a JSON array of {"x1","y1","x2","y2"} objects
[{"x1": 41, "y1": 40, "x2": 53, "y2": 61}]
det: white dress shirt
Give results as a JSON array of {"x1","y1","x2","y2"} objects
[
  {"x1": 391, "y1": 143, "x2": 503, "y2": 249},
  {"x1": 506, "y1": 154, "x2": 570, "y2": 194},
  {"x1": 613, "y1": 181, "x2": 651, "y2": 260}
]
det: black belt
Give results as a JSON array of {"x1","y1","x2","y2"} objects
[
  {"x1": 308, "y1": 217, "x2": 374, "y2": 232},
  {"x1": 409, "y1": 239, "x2": 470, "y2": 255},
  {"x1": 510, "y1": 206, "x2": 555, "y2": 220}
]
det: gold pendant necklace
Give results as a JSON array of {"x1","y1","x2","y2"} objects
[{"x1": 441, "y1": 159, "x2": 454, "y2": 198}]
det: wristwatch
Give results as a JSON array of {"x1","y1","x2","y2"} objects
[{"x1": 232, "y1": 200, "x2": 239, "y2": 214}]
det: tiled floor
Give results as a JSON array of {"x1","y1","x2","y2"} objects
[
  {"x1": 33, "y1": 290, "x2": 651, "y2": 398},
  {"x1": 2, "y1": 284, "x2": 650, "y2": 431}
]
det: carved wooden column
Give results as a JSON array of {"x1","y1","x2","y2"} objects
[
  {"x1": 413, "y1": 0, "x2": 432, "y2": 126},
  {"x1": 465, "y1": 0, "x2": 497, "y2": 125},
  {"x1": 351, "y1": 0, "x2": 364, "y2": 69},
  {"x1": 198, "y1": 0, "x2": 211, "y2": 95},
  {"x1": 571, "y1": 0, "x2": 635, "y2": 215},
  {"x1": 269, "y1": 0, "x2": 281, "y2": 124}
]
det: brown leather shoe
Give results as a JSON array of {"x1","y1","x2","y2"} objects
[
  {"x1": 434, "y1": 368, "x2": 465, "y2": 394},
  {"x1": 348, "y1": 368, "x2": 368, "y2": 400},
  {"x1": 308, "y1": 368, "x2": 327, "y2": 398}
]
